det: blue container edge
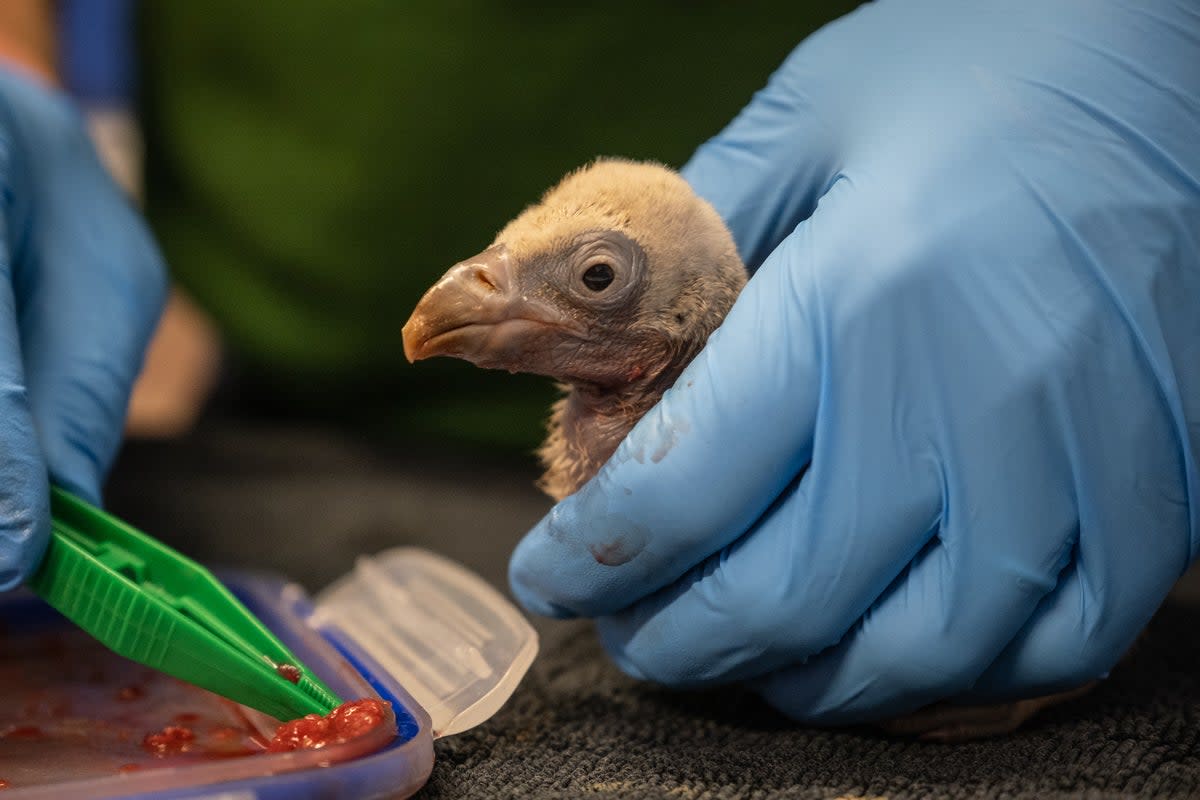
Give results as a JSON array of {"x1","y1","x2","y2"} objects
[{"x1": 0, "y1": 569, "x2": 437, "y2": 800}]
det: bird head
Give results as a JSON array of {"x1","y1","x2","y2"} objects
[{"x1": 401, "y1": 159, "x2": 746, "y2": 396}]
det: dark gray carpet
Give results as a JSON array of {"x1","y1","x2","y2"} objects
[{"x1": 105, "y1": 424, "x2": 1200, "y2": 799}]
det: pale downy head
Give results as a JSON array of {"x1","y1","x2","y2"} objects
[
  {"x1": 401, "y1": 158, "x2": 746, "y2": 394},
  {"x1": 401, "y1": 158, "x2": 747, "y2": 499}
]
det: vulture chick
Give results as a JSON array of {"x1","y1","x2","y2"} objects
[
  {"x1": 401, "y1": 158, "x2": 1092, "y2": 742},
  {"x1": 401, "y1": 158, "x2": 745, "y2": 500}
]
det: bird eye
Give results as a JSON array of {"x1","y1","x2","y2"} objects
[{"x1": 582, "y1": 262, "x2": 614, "y2": 291}]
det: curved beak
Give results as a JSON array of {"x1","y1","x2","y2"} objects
[{"x1": 402, "y1": 244, "x2": 572, "y2": 370}]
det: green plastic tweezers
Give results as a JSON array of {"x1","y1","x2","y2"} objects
[{"x1": 26, "y1": 486, "x2": 342, "y2": 722}]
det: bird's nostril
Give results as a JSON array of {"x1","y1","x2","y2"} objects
[{"x1": 473, "y1": 267, "x2": 499, "y2": 292}]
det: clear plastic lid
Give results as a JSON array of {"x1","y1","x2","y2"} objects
[{"x1": 311, "y1": 548, "x2": 538, "y2": 737}]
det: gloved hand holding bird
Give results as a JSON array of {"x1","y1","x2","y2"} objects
[
  {"x1": 403, "y1": 0, "x2": 1198, "y2": 743},
  {"x1": 403, "y1": 159, "x2": 1091, "y2": 741}
]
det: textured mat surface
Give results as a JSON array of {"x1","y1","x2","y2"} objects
[
  {"x1": 107, "y1": 425, "x2": 1200, "y2": 799},
  {"x1": 425, "y1": 606, "x2": 1200, "y2": 799}
]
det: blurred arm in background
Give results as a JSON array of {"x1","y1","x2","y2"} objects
[
  {"x1": 0, "y1": 1, "x2": 56, "y2": 83},
  {"x1": 57, "y1": 0, "x2": 221, "y2": 439}
]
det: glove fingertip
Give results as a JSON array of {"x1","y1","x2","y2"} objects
[
  {"x1": 594, "y1": 617, "x2": 649, "y2": 682},
  {"x1": 43, "y1": 422, "x2": 107, "y2": 507},
  {"x1": 509, "y1": 579, "x2": 579, "y2": 620},
  {"x1": 0, "y1": 475, "x2": 50, "y2": 590},
  {"x1": 507, "y1": 540, "x2": 580, "y2": 620},
  {"x1": 49, "y1": 468, "x2": 102, "y2": 507}
]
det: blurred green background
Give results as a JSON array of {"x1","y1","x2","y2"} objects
[{"x1": 136, "y1": 1, "x2": 860, "y2": 453}]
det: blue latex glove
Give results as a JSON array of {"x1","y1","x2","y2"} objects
[
  {"x1": 510, "y1": 0, "x2": 1200, "y2": 723},
  {"x1": 0, "y1": 69, "x2": 166, "y2": 590}
]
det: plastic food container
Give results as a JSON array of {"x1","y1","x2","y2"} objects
[{"x1": 0, "y1": 548, "x2": 538, "y2": 799}]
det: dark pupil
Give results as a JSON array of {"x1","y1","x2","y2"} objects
[{"x1": 582, "y1": 263, "x2": 614, "y2": 291}]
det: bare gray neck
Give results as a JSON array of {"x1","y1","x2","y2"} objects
[{"x1": 535, "y1": 371, "x2": 678, "y2": 501}]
